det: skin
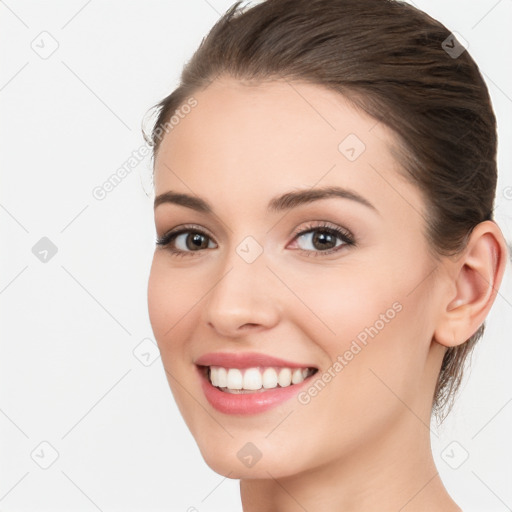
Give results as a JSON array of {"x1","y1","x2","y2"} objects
[{"x1": 147, "y1": 76, "x2": 507, "y2": 511}]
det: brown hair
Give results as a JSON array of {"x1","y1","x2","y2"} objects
[{"x1": 147, "y1": 0, "x2": 499, "y2": 418}]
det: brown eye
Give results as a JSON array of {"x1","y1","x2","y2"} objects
[
  {"x1": 183, "y1": 232, "x2": 210, "y2": 250},
  {"x1": 156, "y1": 225, "x2": 217, "y2": 256},
  {"x1": 310, "y1": 230, "x2": 338, "y2": 250},
  {"x1": 292, "y1": 224, "x2": 354, "y2": 254}
]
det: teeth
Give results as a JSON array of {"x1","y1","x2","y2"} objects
[
  {"x1": 208, "y1": 366, "x2": 315, "y2": 392},
  {"x1": 278, "y1": 368, "x2": 292, "y2": 387},
  {"x1": 243, "y1": 368, "x2": 262, "y2": 390},
  {"x1": 262, "y1": 368, "x2": 278, "y2": 389},
  {"x1": 217, "y1": 367, "x2": 227, "y2": 388},
  {"x1": 210, "y1": 367, "x2": 219, "y2": 387},
  {"x1": 226, "y1": 368, "x2": 243, "y2": 390},
  {"x1": 292, "y1": 368, "x2": 305, "y2": 384}
]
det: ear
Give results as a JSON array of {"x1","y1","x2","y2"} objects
[{"x1": 434, "y1": 220, "x2": 509, "y2": 348}]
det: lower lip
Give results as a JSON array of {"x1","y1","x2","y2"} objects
[{"x1": 198, "y1": 366, "x2": 313, "y2": 415}]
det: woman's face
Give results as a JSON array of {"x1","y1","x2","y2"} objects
[{"x1": 148, "y1": 77, "x2": 448, "y2": 478}]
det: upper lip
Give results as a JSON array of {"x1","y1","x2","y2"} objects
[{"x1": 195, "y1": 351, "x2": 317, "y2": 369}]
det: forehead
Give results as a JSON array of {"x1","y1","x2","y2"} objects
[{"x1": 153, "y1": 77, "x2": 420, "y2": 218}]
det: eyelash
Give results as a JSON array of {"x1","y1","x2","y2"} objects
[{"x1": 155, "y1": 221, "x2": 356, "y2": 258}]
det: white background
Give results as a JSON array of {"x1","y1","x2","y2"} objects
[{"x1": 1, "y1": 1, "x2": 511, "y2": 511}]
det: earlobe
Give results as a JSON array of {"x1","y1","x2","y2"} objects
[{"x1": 433, "y1": 220, "x2": 508, "y2": 348}]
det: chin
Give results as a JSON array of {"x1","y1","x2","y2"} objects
[{"x1": 196, "y1": 438, "x2": 311, "y2": 480}]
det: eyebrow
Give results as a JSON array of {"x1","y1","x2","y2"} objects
[{"x1": 154, "y1": 186, "x2": 378, "y2": 214}]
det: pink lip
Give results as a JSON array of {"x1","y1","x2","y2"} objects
[
  {"x1": 197, "y1": 368, "x2": 314, "y2": 415},
  {"x1": 195, "y1": 351, "x2": 315, "y2": 369},
  {"x1": 194, "y1": 352, "x2": 317, "y2": 415}
]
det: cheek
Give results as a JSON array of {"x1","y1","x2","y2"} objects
[
  {"x1": 287, "y1": 244, "x2": 432, "y2": 351},
  {"x1": 272, "y1": 293, "x2": 432, "y2": 469},
  {"x1": 279, "y1": 260, "x2": 401, "y2": 347},
  {"x1": 147, "y1": 256, "x2": 198, "y2": 355},
  {"x1": 147, "y1": 257, "x2": 172, "y2": 340},
  {"x1": 147, "y1": 255, "x2": 202, "y2": 422},
  {"x1": 285, "y1": 258, "x2": 434, "y2": 406}
]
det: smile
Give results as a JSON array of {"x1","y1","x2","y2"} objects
[
  {"x1": 197, "y1": 365, "x2": 318, "y2": 414},
  {"x1": 207, "y1": 366, "x2": 317, "y2": 393}
]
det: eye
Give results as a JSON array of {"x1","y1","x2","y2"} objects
[
  {"x1": 156, "y1": 221, "x2": 355, "y2": 258},
  {"x1": 156, "y1": 224, "x2": 217, "y2": 257},
  {"x1": 288, "y1": 221, "x2": 355, "y2": 256}
]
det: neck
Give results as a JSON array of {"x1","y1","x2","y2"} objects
[{"x1": 239, "y1": 414, "x2": 461, "y2": 512}]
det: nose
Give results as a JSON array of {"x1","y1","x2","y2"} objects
[{"x1": 201, "y1": 253, "x2": 281, "y2": 338}]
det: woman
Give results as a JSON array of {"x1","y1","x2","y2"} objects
[{"x1": 146, "y1": 0, "x2": 508, "y2": 510}]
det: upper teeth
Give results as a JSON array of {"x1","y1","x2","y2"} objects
[{"x1": 208, "y1": 366, "x2": 314, "y2": 391}]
